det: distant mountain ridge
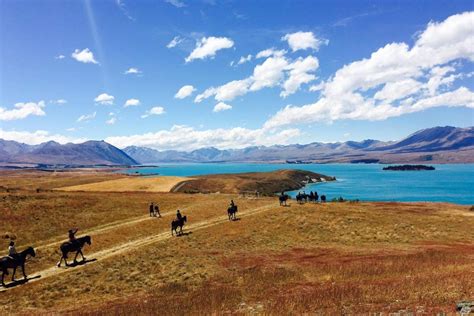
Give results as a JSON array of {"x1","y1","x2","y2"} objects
[
  {"x1": 0, "y1": 126, "x2": 472, "y2": 166},
  {"x1": 123, "y1": 126, "x2": 474, "y2": 164},
  {"x1": 0, "y1": 140, "x2": 138, "y2": 166}
]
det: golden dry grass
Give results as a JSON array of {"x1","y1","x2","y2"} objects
[
  {"x1": 0, "y1": 169, "x2": 126, "y2": 191},
  {"x1": 0, "y1": 172, "x2": 473, "y2": 315},
  {"x1": 58, "y1": 176, "x2": 192, "y2": 193}
]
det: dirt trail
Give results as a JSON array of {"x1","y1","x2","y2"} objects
[
  {"x1": 35, "y1": 210, "x2": 176, "y2": 251},
  {"x1": 170, "y1": 180, "x2": 191, "y2": 193},
  {"x1": 0, "y1": 204, "x2": 274, "y2": 293}
]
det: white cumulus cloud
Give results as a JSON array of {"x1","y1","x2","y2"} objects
[
  {"x1": 71, "y1": 48, "x2": 99, "y2": 64},
  {"x1": 250, "y1": 56, "x2": 289, "y2": 91},
  {"x1": 264, "y1": 12, "x2": 474, "y2": 129},
  {"x1": 105, "y1": 125, "x2": 300, "y2": 151},
  {"x1": 282, "y1": 31, "x2": 328, "y2": 52},
  {"x1": 256, "y1": 48, "x2": 287, "y2": 59},
  {"x1": 124, "y1": 98, "x2": 141, "y2": 107},
  {"x1": 237, "y1": 54, "x2": 252, "y2": 65},
  {"x1": 124, "y1": 67, "x2": 142, "y2": 75},
  {"x1": 185, "y1": 36, "x2": 234, "y2": 63},
  {"x1": 175, "y1": 85, "x2": 196, "y2": 99},
  {"x1": 141, "y1": 106, "x2": 165, "y2": 118},
  {"x1": 195, "y1": 54, "x2": 318, "y2": 103},
  {"x1": 281, "y1": 56, "x2": 319, "y2": 97},
  {"x1": 0, "y1": 101, "x2": 46, "y2": 121},
  {"x1": 213, "y1": 102, "x2": 232, "y2": 112},
  {"x1": 94, "y1": 93, "x2": 115, "y2": 105}
]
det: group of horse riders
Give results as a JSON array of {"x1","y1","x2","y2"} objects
[
  {"x1": 295, "y1": 191, "x2": 326, "y2": 203},
  {"x1": 149, "y1": 202, "x2": 162, "y2": 217},
  {"x1": 0, "y1": 191, "x2": 333, "y2": 286},
  {"x1": 2, "y1": 198, "x2": 241, "y2": 286},
  {"x1": 4, "y1": 226, "x2": 78, "y2": 264}
]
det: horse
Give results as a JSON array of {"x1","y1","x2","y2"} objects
[
  {"x1": 171, "y1": 216, "x2": 187, "y2": 236},
  {"x1": 227, "y1": 205, "x2": 238, "y2": 220},
  {"x1": 296, "y1": 192, "x2": 307, "y2": 204},
  {"x1": 57, "y1": 236, "x2": 91, "y2": 267},
  {"x1": 1, "y1": 246, "x2": 36, "y2": 286},
  {"x1": 279, "y1": 194, "x2": 289, "y2": 206}
]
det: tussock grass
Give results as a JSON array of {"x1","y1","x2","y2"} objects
[{"x1": 0, "y1": 172, "x2": 472, "y2": 314}]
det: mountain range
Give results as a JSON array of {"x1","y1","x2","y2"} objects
[
  {"x1": 123, "y1": 126, "x2": 474, "y2": 164},
  {"x1": 0, "y1": 140, "x2": 137, "y2": 166},
  {"x1": 0, "y1": 126, "x2": 473, "y2": 167}
]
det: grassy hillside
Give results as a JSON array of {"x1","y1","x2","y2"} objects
[
  {"x1": 0, "y1": 171, "x2": 472, "y2": 314},
  {"x1": 171, "y1": 169, "x2": 335, "y2": 195}
]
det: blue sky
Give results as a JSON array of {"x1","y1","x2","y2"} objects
[{"x1": 0, "y1": 0, "x2": 473, "y2": 150}]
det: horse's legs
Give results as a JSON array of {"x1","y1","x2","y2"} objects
[
  {"x1": 57, "y1": 254, "x2": 65, "y2": 267},
  {"x1": 11, "y1": 266, "x2": 16, "y2": 281},
  {"x1": 1, "y1": 270, "x2": 5, "y2": 286},
  {"x1": 79, "y1": 249, "x2": 86, "y2": 261},
  {"x1": 22, "y1": 264, "x2": 27, "y2": 280},
  {"x1": 73, "y1": 250, "x2": 80, "y2": 263}
]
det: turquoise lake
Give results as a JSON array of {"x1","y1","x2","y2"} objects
[{"x1": 123, "y1": 164, "x2": 474, "y2": 205}]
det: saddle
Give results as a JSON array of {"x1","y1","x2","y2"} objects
[
  {"x1": 65, "y1": 240, "x2": 80, "y2": 249},
  {"x1": 1, "y1": 255, "x2": 18, "y2": 264}
]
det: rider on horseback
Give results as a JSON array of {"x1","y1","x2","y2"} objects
[
  {"x1": 230, "y1": 200, "x2": 235, "y2": 208},
  {"x1": 176, "y1": 210, "x2": 182, "y2": 221},
  {"x1": 7, "y1": 241, "x2": 18, "y2": 261},
  {"x1": 68, "y1": 228, "x2": 78, "y2": 246}
]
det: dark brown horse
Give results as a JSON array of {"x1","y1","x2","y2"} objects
[
  {"x1": 57, "y1": 236, "x2": 91, "y2": 267},
  {"x1": 1, "y1": 246, "x2": 36, "y2": 286},
  {"x1": 279, "y1": 194, "x2": 289, "y2": 206},
  {"x1": 171, "y1": 216, "x2": 187, "y2": 236},
  {"x1": 227, "y1": 205, "x2": 238, "y2": 220}
]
